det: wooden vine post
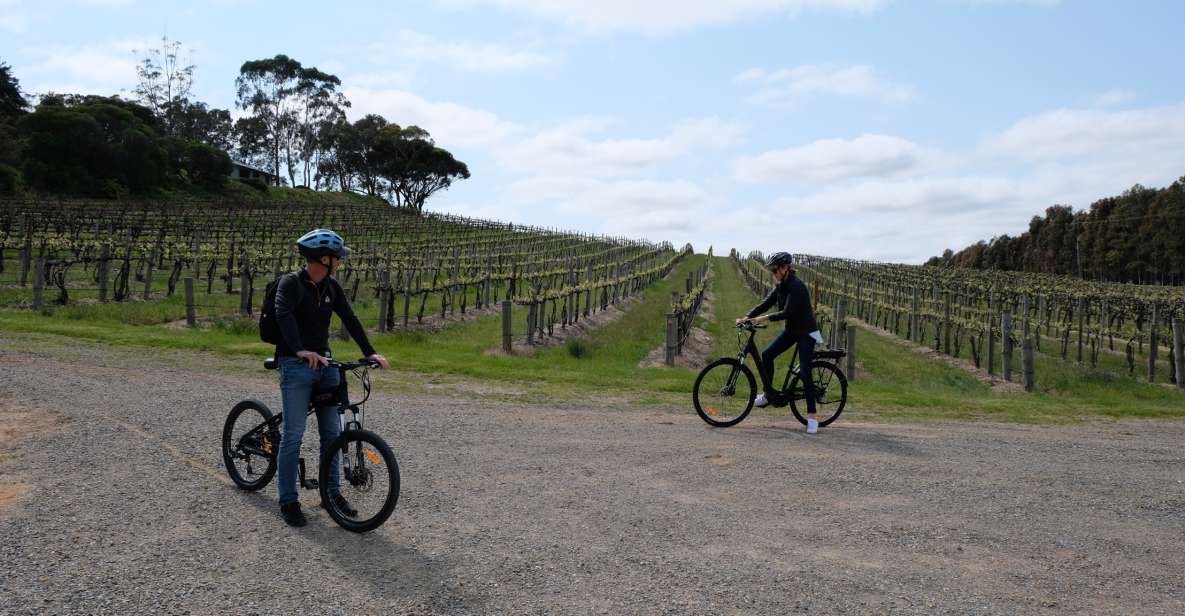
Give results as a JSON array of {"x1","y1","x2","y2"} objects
[
  {"x1": 1002, "y1": 311, "x2": 1014, "y2": 382},
  {"x1": 1147, "y1": 303, "x2": 1159, "y2": 383},
  {"x1": 1173, "y1": 318, "x2": 1184, "y2": 390}
]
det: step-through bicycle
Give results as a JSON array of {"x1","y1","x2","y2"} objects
[{"x1": 693, "y1": 321, "x2": 848, "y2": 428}]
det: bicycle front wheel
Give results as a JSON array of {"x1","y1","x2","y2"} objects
[
  {"x1": 788, "y1": 361, "x2": 848, "y2": 427},
  {"x1": 320, "y1": 429, "x2": 400, "y2": 533},
  {"x1": 693, "y1": 358, "x2": 756, "y2": 427}
]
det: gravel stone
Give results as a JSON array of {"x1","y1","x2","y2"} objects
[{"x1": 1, "y1": 344, "x2": 1184, "y2": 614}]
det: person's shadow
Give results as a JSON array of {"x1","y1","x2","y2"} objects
[{"x1": 234, "y1": 487, "x2": 480, "y2": 611}]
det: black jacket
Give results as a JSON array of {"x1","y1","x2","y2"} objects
[
  {"x1": 274, "y1": 269, "x2": 375, "y2": 359},
  {"x1": 747, "y1": 274, "x2": 819, "y2": 339}
]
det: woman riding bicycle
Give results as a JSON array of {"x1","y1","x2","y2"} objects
[
  {"x1": 735, "y1": 252, "x2": 824, "y2": 434},
  {"x1": 273, "y1": 228, "x2": 389, "y2": 527}
]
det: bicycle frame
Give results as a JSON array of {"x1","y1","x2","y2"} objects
[
  {"x1": 734, "y1": 325, "x2": 801, "y2": 395},
  {"x1": 235, "y1": 361, "x2": 373, "y2": 471}
]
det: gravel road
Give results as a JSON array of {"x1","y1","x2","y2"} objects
[{"x1": 2, "y1": 344, "x2": 1184, "y2": 615}]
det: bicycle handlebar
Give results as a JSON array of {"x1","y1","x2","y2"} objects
[
  {"x1": 327, "y1": 358, "x2": 382, "y2": 370},
  {"x1": 263, "y1": 357, "x2": 381, "y2": 371},
  {"x1": 736, "y1": 321, "x2": 768, "y2": 331}
]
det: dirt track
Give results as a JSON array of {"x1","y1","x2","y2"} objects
[{"x1": 2, "y1": 344, "x2": 1184, "y2": 615}]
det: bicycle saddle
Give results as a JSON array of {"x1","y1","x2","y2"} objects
[{"x1": 264, "y1": 358, "x2": 278, "y2": 370}]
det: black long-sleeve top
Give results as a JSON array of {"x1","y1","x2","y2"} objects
[
  {"x1": 746, "y1": 273, "x2": 820, "y2": 339},
  {"x1": 274, "y1": 269, "x2": 376, "y2": 358}
]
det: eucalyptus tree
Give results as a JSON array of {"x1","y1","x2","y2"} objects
[
  {"x1": 132, "y1": 36, "x2": 195, "y2": 134},
  {"x1": 235, "y1": 55, "x2": 347, "y2": 187},
  {"x1": 235, "y1": 55, "x2": 301, "y2": 185},
  {"x1": 372, "y1": 124, "x2": 470, "y2": 212}
]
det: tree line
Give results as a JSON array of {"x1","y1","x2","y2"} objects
[
  {"x1": 0, "y1": 37, "x2": 468, "y2": 211},
  {"x1": 926, "y1": 177, "x2": 1185, "y2": 286}
]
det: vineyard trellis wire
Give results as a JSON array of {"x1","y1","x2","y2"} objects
[
  {"x1": 663, "y1": 250, "x2": 713, "y2": 365},
  {"x1": 730, "y1": 249, "x2": 1185, "y2": 391},
  {"x1": 1, "y1": 198, "x2": 688, "y2": 343}
]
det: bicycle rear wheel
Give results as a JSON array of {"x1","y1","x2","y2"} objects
[
  {"x1": 788, "y1": 361, "x2": 848, "y2": 427},
  {"x1": 222, "y1": 400, "x2": 278, "y2": 491},
  {"x1": 320, "y1": 429, "x2": 400, "y2": 533},
  {"x1": 692, "y1": 358, "x2": 756, "y2": 427}
]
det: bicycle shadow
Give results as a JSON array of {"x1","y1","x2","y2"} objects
[
  {"x1": 710, "y1": 421, "x2": 926, "y2": 458},
  {"x1": 235, "y1": 490, "x2": 478, "y2": 610}
]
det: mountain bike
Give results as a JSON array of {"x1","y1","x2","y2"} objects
[
  {"x1": 692, "y1": 321, "x2": 848, "y2": 428},
  {"x1": 221, "y1": 357, "x2": 399, "y2": 533}
]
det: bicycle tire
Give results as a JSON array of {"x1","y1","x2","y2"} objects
[
  {"x1": 320, "y1": 429, "x2": 400, "y2": 533},
  {"x1": 692, "y1": 358, "x2": 757, "y2": 427},
  {"x1": 222, "y1": 399, "x2": 278, "y2": 491},
  {"x1": 788, "y1": 361, "x2": 848, "y2": 427}
]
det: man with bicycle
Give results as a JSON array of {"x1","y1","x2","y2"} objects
[
  {"x1": 273, "y1": 228, "x2": 389, "y2": 527},
  {"x1": 736, "y1": 252, "x2": 824, "y2": 434}
]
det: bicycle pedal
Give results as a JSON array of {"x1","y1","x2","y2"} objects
[{"x1": 301, "y1": 479, "x2": 319, "y2": 489}]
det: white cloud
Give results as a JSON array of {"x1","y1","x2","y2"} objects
[
  {"x1": 1088, "y1": 89, "x2": 1136, "y2": 108},
  {"x1": 718, "y1": 175, "x2": 1042, "y2": 262},
  {"x1": 772, "y1": 175, "x2": 1024, "y2": 215},
  {"x1": 345, "y1": 69, "x2": 415, "y2": 90},
  {"x1": 436, "y1": 0, "x2": 884, "y2": 34},
  {"x1": 732, "y1": 134, "x2": 938, "y2": 184},
  {"x1": 344, "y1": 87, "x2": 518, "y2": 148},
  {"x1": 392, "y1": 29, "x2": 556, "y2": 73},
  {"x1": 507, "y1": 176, "x2": 716, "y2": 237},
  {"x1": 0, "y1": 12, "x2": 30, "y2": 33},
  {"x1": 952, "y1": 0, "x2": 1060, "y2": 6},
  {"x1": 729, "y1": 100, "x2": 1185, "y2": 262},
  {"x1": 498, "y1": 116, "x2": 745, "y2": 177},
  {"x1": 736, "y1": 64, "x2": 914, "y2": 106},
  {"x1": 983, "y1": 103, "x2": 1185, "y2": 162},
  {"x1": 19, "y1": 38, "x2": 142, "y2": 95}
]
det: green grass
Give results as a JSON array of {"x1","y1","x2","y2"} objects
[{"x1": 702, "y1": 255, "x2": 758, "y2": 360}]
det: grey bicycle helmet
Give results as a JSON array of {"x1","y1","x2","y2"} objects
[
  {"x1": 296, "y1": 228, "x2": 351, "y2": 259},
  {"x1": 764, "y1": 252, "x2": 793, "y2": 269}
]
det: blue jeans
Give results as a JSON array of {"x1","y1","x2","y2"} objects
[
  {"x1": 277, "y1": 356, "x2": 343, "y2": 505},
  {"x1": 760, "y1": 331, "x2": 817, "y2": 414}
]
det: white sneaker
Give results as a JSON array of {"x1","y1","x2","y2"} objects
[
  {"x1": 754, "y1": 393, "x2": 769, "y2": 408},
  {"x1": 806, "y1": 418, "x2": 819, "y2": 434}
]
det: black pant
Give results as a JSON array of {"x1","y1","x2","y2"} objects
[{"x1": 760, "y1": 331, "x2": 817, "y2": 414}]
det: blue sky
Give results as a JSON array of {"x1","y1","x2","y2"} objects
[{"x1": 3, "y1": 0, "x2": 1184, "y2": 262}]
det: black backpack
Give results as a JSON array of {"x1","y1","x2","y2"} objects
[{"x1": 260, "y1": 272, "x2": 303, "y2": 345}]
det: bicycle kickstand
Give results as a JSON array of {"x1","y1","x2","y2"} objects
[{"x1": 298, "y1": 458, "x2": 319, "y2": 489}]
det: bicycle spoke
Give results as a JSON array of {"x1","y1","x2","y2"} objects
[
  {"x1": 695, "y1": 361, "x2": 754, "y2": 425},
  {"x1": 326, "y1": 436, "x2": 396, "y2": 527},
  {"x1": 223, "y1": 403, "x2": 277, "y2": 491}
]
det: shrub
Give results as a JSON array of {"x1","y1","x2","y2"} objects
[
  {"x1": 237, "y1": 177, "x2": 269, "y2": 192},
  {"x1": 0, "y1": 163, "x2": 20, "y2": 195},
  {"x1": 183, "y1": 142, "x2": 231, "y2": 191},
  {"x1": 566, "y1": 338, "x2": 591, "y2": 359},
  {"x1": 212, "y1": 316, "x2": 257, "y2": 336},
  {"x1": 98, "y1": 178, "x2": 129, "y2": 200}
]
